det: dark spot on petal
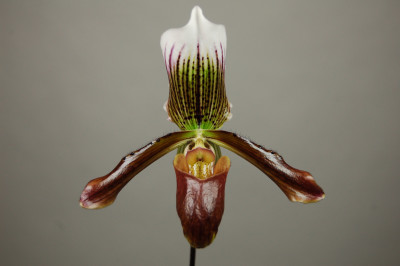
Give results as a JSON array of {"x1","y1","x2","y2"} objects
[
  {"x1": 204, "y1": 142, "x2": 210, "y2": 149},
  {"x1": 188, "y1": 142, "x2": 195, "y2": 150}
]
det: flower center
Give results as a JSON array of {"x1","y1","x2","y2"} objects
[
  {"x1": 186, "y1": 147, "x2": 215, "y2": 179},
  {"x1": 185, "y1": 138, "x2": 215, "y2": 179}
]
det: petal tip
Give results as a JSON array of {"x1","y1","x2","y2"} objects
[
  {"x1": 79, "y1": 194, "x2": 116, "y2": 210},
  {"x1": 288, "y1": 184, "x2": 325, "y2": 204},
  {"x1": 79, "y1": 177, "x2": 118, "y2": 210},
  {"x1": 190, "y1": 6, "x2": 204, "y2": 21}
]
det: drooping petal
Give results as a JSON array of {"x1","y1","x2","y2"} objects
[
  {"x1": 160, "y1": 6, "x2": 231, "y2": 130},
  {"x1": 202, "y1": 130, "x2": 325, "y2": 203},
  {"x1": 174, "y1": 151, "x2": 231, "y2": 248},
  {"x1": 80, "y1": 131, "x2": 197, "y2": 209}
]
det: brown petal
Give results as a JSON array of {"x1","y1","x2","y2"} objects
[
  {"x1": 80, "y1": 131, "x2": 196, "y2": 209},
  {"x1": 174, "y1": 155, "x2": 231, "y2": 248},
  {"x1": 202, "y1": 130, "x2": 325, "y2": 203}
]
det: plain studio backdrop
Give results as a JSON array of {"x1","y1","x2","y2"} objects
[{"x1": 1, "y1": 1, "x2": 399, "y2": 265}]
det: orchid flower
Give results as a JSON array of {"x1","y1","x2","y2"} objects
[{"x1": 80, "y1": 6, "x2": 325, "y2": 249}]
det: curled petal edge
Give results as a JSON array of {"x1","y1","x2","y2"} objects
[
  {"x1": 202, "y1": 130, "x2": 325, "y2": 203},
  {"x1": 79, "y1": 131, "x2": 197, "y2": 209}
]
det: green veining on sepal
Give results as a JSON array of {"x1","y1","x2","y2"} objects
[{"x1": 166, "y1": 49, "x2": 231, "y2": 130}]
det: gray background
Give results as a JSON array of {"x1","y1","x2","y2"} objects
[{"x1": 1, "y1": 0, "x2": 399, "y2": 265}]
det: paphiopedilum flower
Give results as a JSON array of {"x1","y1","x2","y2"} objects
[{"x1": 80, "y1": 6, "x2": 324, "y2": 249}]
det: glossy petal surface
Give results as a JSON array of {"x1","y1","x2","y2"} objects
[
  {"x1": 80, "y1": 131, "x2": 196, "y2": 209},
  {"x1": 203, "y1": 130, "x2": 325, "y2": 203}
]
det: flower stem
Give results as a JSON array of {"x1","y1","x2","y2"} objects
[{"x1": 190, "y1": 246, "x2": 196, "y2": 266}]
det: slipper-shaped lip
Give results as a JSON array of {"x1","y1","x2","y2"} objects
[{"x1": 174, "y1": 150, "x2": 231, "y2": 248}]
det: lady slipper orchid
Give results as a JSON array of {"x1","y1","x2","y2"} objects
[{"x1": 80, "y1": 6, "x2": 325, "y2": 249}]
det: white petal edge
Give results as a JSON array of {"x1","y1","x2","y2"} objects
[{"x1": 160, "y1": 6, "x2": 227, "y2": 71}]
